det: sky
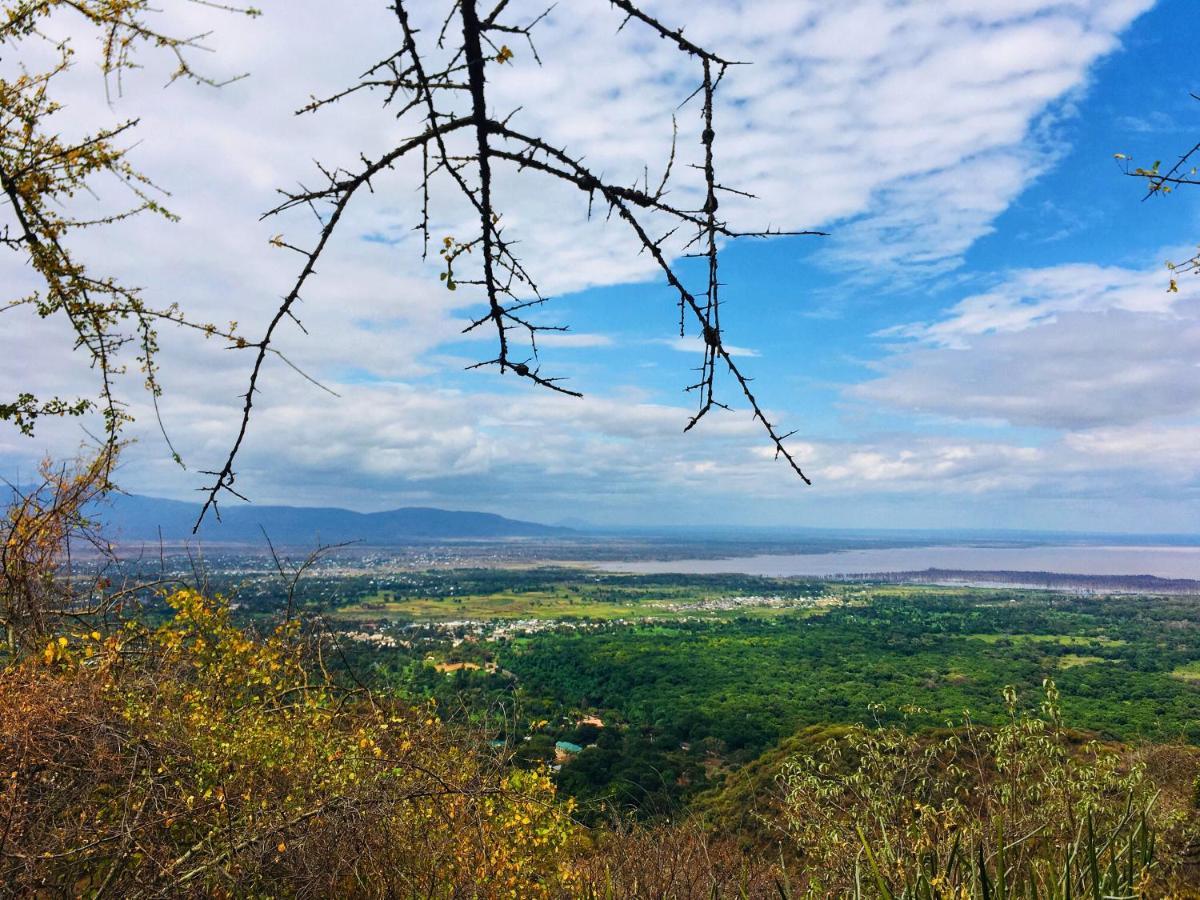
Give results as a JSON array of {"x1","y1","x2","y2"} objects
[{"x1": 3, "y1": 0, "x2": 1199, "y2": 532}]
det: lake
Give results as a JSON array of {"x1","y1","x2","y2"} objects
[{"x1": 597, "y1": 544, "x2": 1200, "y2": 579}]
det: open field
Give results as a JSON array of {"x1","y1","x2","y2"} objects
[
  {"x1": 330, "y1": 581, "x2": 835, "y2": 622},
  {"x1": 1057, "y1": 653, "x2": 1107, "y2": 669},
  {"x1": 964, "y1": 633, "x2": 1128, "y2": 647},
  {"x1": 1172, "y1": 660, "x2": 1200, "y2": 682}
]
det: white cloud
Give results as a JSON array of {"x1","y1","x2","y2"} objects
[
  {"x1": 857, "y1": 260, "x2": 1200, "y2": 429},
  {"x1": 530, "y1": 333, "x2": 614, "y2": 349},
  {"x1": 0, "y1": 0, "x2": 1160, "y2": 522},
  {"x1": 882, "y1": 262, "x2": 1179, "y2": 347},
  {"x1": 1063, "y1": 424, "x2": 1200, "y2": 476},
  {"x1": 655, "y1": 337, "x2": 761, "y2": 358}
]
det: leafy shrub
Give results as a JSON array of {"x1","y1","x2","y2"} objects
[
  {"x1": 778, "y1": 683, "x2": 1199, "y2": 897},
  {"x1": 1, "y1": 590, "x2": 578, "y2": 896},
  {"x1": 1, "y1": 454, "x2": 113, "y2": 657}
]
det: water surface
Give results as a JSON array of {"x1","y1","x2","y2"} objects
[{"x1": 597, "y1": 545, "x2": 1200, "y2": 579}]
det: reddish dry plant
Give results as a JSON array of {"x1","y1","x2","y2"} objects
[
  {"x1": 1, "y1": 454, "x2": 119, "y2": 656},
  {"x1": 568, "y1": 818, "x2": 792, "y2": 899},
  {"x1": 0, "y1": 593, "x2": 577, "y2": 897}
]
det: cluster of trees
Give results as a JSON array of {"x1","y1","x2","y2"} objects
[{"x1": 351, "y1": 586, "x2": 1200, "y2": 823}]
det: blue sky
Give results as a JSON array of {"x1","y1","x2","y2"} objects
[{"x1": 3, "y1": 0, "x2": 1199, "y2": 532}]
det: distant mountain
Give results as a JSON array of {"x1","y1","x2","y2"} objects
[
  {"x1": 98, "y1": 494, "x2": 573, "y2": 545},
  {"x1": 552, "y1": 516, "x2": 596, "y2": 530}
]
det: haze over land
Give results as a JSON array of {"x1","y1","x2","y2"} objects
[
  {"x1": 92, "y1": 493, "x2": 1200, "y2": 589},
  {"x1": 101, "y1": 493, "x2": 572, "y2": 543}
]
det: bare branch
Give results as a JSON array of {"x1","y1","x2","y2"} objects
[{"x1": 197, "y1": 0, "x2": 821, "y2": 525}]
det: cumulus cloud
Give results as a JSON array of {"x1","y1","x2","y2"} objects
[
  {"x1": 857, "y1": 261, "x2": 1200, "y2": 429},
  {"x1": 0, "y1": 0, "x2": 1161, "y2": 522}
]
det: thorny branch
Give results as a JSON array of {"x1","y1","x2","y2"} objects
[
  {"x1": 1117, "y1": 93, "x2": 1200, "y2": 292},
  {"x1": 198, "y1": 0, "x2": 823, "y2": 527},
  {"x1": 1, "y1": 1, "x2": 262, "y2": 478}
]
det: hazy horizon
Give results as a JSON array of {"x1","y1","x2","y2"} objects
[{"x1": 87, "y1": 490, "x2": 1200, "y2": 543}]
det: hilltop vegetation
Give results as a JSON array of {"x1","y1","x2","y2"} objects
[
  {"x1": 2, "y1": 591, "x2": 577, "y2": 896},
  {"x1": 6, "y1": 590, "x2": 1200, "y2": 896},
  {"x1": 328, "y1": 578, "x2": 1200, "y2": 820},
  {"x1": 5, "y1": 464, "x2": 1200, "y2": 896}
]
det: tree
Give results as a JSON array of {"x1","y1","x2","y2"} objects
[
  {"x1": 0, "y1": 1, "x2": 261, "y2": 474},
  {"x1": 2, "y1": 2, "x2": 822, "y2": 524},
  {"x1": 1117, "y1": 96, "x2": 1200, "y2": 292}
]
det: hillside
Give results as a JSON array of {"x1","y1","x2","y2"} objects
[{"x1": 98, "y1": 493, "x2": 574, "y2": 544}]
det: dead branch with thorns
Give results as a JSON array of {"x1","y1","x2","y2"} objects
[{"x1": 196, "y1": 0, "x2": 824, "y2": 527}]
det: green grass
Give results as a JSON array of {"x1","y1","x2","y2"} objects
[
  {"x1": 333, "y1": 584, "x2": 832, "y2": 622},
  {"x1": 1171, "y1": 660, "x2": 1200, "y2": 682},
  {"x1": 965, "y1": 633, "x2": 1127, "y2": 647},
  {"x1": 1057, "y1": 653, "x2": 1106, "y2": 669},
  {"x1": 328, "y1": 577, "x2": 992, "y2": 626}
]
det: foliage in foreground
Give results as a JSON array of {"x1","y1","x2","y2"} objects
[
  {"x1": 1, "y1": 590, "x2": 576, "y2": 897},
  {"x1": 777, "y1": 685, "x2": 1200, "y2": 897},
  {"x1": 4, "y1": 591, "x2": 1200, "y2": 896}
]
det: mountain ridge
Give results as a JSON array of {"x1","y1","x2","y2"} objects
[{"x1": 95, "y1": 493, "x2": 574, "y2": 544}]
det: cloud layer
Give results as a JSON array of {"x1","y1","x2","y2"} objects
[
  {"x1": 859, "y1": 263, "x2": 1200, "y2": 428},
  {"x1": 1, "y1": 0, "x2": 1179, "y2": 529}
]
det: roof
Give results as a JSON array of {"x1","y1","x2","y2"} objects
[{"x1": 554, "y1": 740, "x2": 583, "y2": 754}]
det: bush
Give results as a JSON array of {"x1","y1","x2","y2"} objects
[
  {"x1": 778, "y1": 684, "x2": 1200, "y2": 897},
  {"x1": 0, "y1": 590, "x2": 578, "y2": 896}
]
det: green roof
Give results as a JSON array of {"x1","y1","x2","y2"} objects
[{"x1": 555, "y1": 740, "x2": 583, "y2": 754}]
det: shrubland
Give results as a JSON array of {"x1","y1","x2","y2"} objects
[{"x1": 2, "y1": 592, "x2": 577, "y2": 896}]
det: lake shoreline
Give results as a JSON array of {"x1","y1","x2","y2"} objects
[{"x1": 595, "y1": 544, "x2": 1200, "y2": 582}]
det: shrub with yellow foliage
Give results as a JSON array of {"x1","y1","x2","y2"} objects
[
  {"x1": 1, "y1": 454, "x2": 115, "y2": 656},
  {"x1": 1, "y1": 588, "x2": 578, "y2": 896}
]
